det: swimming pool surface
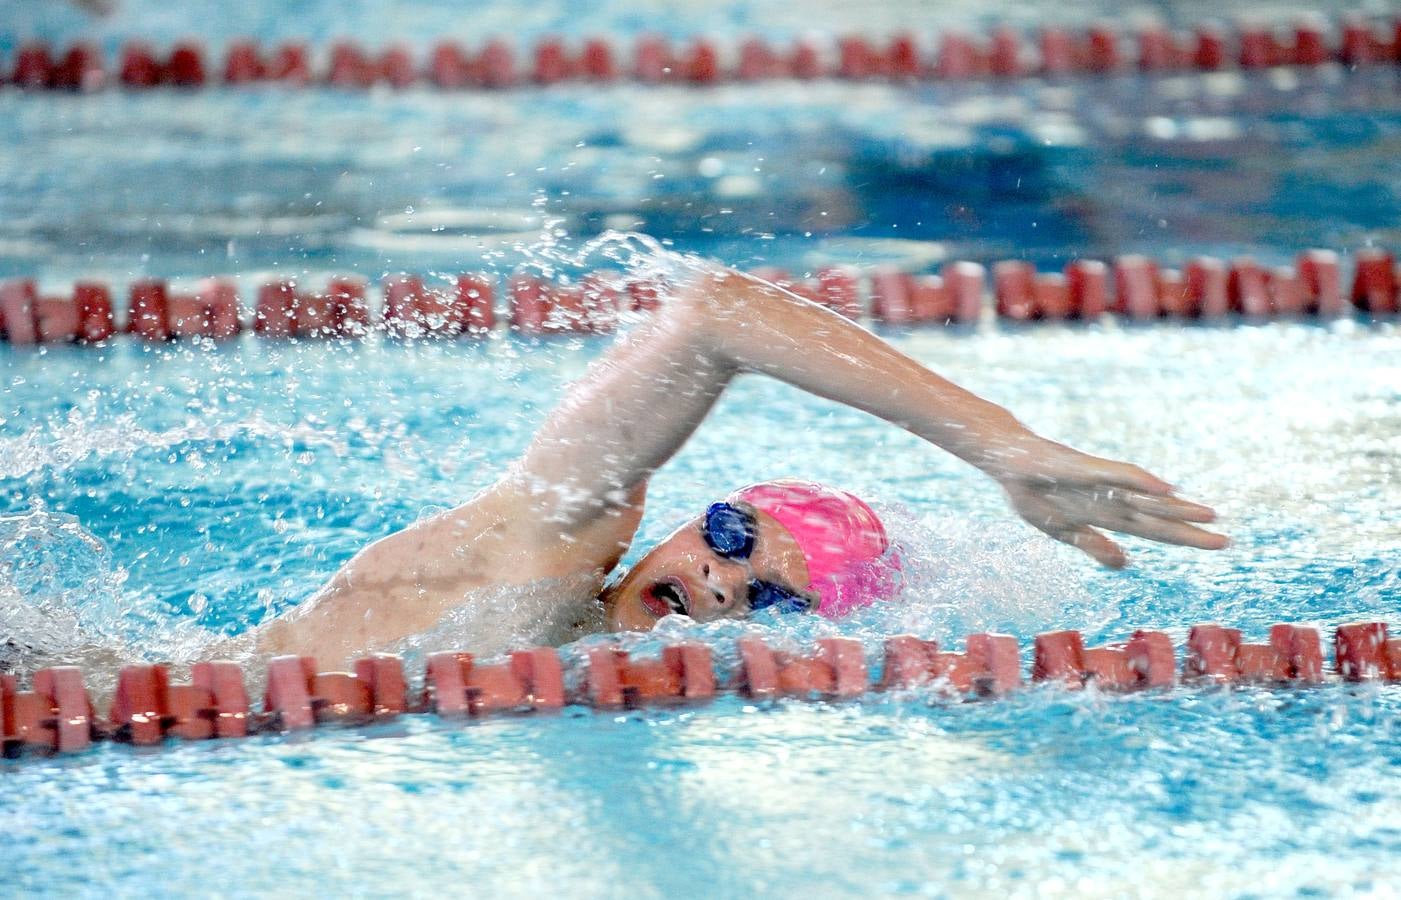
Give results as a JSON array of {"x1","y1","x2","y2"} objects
[{"x1": 3, "y1": 0, "x2": 1401, "y2": 896}]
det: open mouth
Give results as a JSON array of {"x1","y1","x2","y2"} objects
[{"x1": 641, "y1": 578, "x2": 691, "y2": 618}]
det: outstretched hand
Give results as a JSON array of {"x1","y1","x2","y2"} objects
[{"x1": 990, "y1": 437, "x2": 1228, "y2": 568}]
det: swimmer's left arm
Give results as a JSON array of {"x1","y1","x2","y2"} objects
[
  {"x1": 694, "y1": 271, "x2": 1227, "y2": 566},
  {"x1": 507, "y1": 267, "x2": 1226, "y2": 566}
]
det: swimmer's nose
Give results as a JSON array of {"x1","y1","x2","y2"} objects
[{"x1": 698, "y1": 558, "x2": 747, "y2": 616}]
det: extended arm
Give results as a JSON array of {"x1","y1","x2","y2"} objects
[{"x1": 508, "y1": 268, "x2": 1225, "y2": 566}]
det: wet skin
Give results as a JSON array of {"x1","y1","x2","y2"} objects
[{"x1": 603, "y1": 507, "x2": 810, "y2": 631}]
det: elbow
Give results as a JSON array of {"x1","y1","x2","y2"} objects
[{"x1": 665, "y1": 270, "x2": 776, "y2": 365}]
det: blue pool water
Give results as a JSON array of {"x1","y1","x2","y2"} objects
[{"x1": 4, "y1": 1, "x2": 1401, "y2": 896}]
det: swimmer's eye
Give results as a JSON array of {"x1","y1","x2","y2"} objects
[{"x1": 747, "y1": 580, "x2": 811, "y2": 614}]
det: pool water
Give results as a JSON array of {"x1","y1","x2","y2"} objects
[{"x1": 4, "y1": 0, "x2": 1401, "y2": 896}]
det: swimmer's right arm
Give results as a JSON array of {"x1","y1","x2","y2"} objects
[{"x1": 510, "y1": 267, "x2": 1226, "y2": 567}]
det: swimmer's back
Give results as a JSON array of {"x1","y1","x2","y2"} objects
[{"x1": 251, "y1": 478, "x2": 646, "y2": 668}]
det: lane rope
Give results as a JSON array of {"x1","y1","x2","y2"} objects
[
  {"x1": 4, "y1": 16, "x2": 1401, "y2": 93},
  {"x1": 3, "y1": 621, "x2": 1398, "y2": 759},
  {"x1": 1, "y1": 248, "x2": 1397, "y2": 345}
]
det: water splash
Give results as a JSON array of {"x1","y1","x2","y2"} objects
[{"x1": 0, "y1": 503, "x2": 134, "y2": 671}]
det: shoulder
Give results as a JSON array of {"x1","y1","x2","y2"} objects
[{"x1": 415, "y1": 476, "x2": 648, "y2": 582}]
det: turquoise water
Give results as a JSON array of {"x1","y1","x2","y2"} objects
[
  {"x1": 4, "y1": 0, "x2": 1401, "y2": 896},
  {"x1": 2, "y1": 322, "x2": 1398, "y2": 896}
]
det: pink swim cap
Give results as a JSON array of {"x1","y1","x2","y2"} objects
[{"x1": 728, "y1": 479, "x2": 901, "y2": 618}]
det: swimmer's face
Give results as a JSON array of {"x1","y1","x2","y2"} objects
[{"x1": 603, "y1": 506, "x2": 810, "y2": 631}]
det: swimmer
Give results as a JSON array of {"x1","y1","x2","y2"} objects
[{"x1": 244, "y1": 267, "x2": 1227, "y2": 669}]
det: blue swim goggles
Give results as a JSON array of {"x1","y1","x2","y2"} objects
[{"x1": 702, "y1": 502, "x2": 813, "y2": 614}]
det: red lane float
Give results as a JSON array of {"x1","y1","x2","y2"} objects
[
  {"x1": 110, "y1": 664, "x2": 171, "y2": 744},
  {"x1": 384, "y1": 275, "x2": 453, "y2": 337},
  {"x1": 1351, "y1": 249, "x2": 1399, "y2": 314},
  {"x1": 11, "y1": 44, "x2": 55, "y2": 88},
  {"x1": 32, "y1": 667, "x2": 95, "y2": 752},
  {"x1": 191, "y1": 660, "x2": 252, "y2": 737},
  {"x1": 223, "y1": 41, "x2": 264, "y2": 83},
  {"x1": 268, "y1": 44, "x2": 312, "y2": 84},
  {"x1": 1065, "y1": 259, "x2": 1108, "y2": 320},
  {"x1": 988, "y1": 27, "x2": 1024, "y2": 78},
  {"x1": 119, "y1": 43, "x2": 162, "y2": 87},
  {"x1": 1033, "y1": 630, "x2": 1086, "y2": 685},
  {"x1": 875, "y1": 633, "x2": 1018, "y2": 695},
  {"x1": 738, "y1": 38, "x2": 782, "y2": 80},
  {"x1": 263, "y1": 656, "x2": 316, "y2": 729},
  {"x1": 169, "y1": 279, "x2": 242, "y2": 339},
  {"x1": 965, "y1": 632, "x2": 1021, "y2": 694},
  {"x1": 0, "y1": 280, "x2": 117, "y2": 344},
  {"x1": 0, "y1": 667, "x2": 95, "y2": 754},
  {"x1": 328, "y1": 42, "x2": 378, "y2": 89},
  {"x1": 10, "y1": 17, "x2": 1401, "y2": 94},
  {"x1": 166, "y1": 43, "x2": 207, "y2": 88},
  {"x1": 942, "y1": 261, "x2": 985, "y2": 323},
  {"x1": 1270, "y1": 624, "x2": 1324, "y2": 683},
  {"x1": 584, "y1": 644, "x2": 716, "y2": 708},
  {"x1": 2, "y1": 676, "x2": 61, "y2": 755},
  {"x1": 127, "y1": 279, "x2": 170, "y2": 340},
  {"x1": 1082, "y1": 644, "x2": 1136, "y2": 689},
  {"x1": 3, "y1": 246, "x2": 1399, "y2": 350},
  {"x1": 1185, "y1": 624, "x2": 1242, "y2": 681},
  {"x1": 1037, "y1": 28, "x2": 1076, "y2": 75},
  {"x1": 1229, "y1": 258, "x2": 1273, "y2": 316},
  {"x1": 1035, "y1": 629, "x2": 1185, "y2": 690},
  {"x1": 1127, "y1": 630, "x2": 1176, "y2": 687},
  {"x1": 935, "y1": 32, "x2": 984, "y2": 79},
  {"x1": 877, "y1": 635, "x2": 943, "y2": 690},
  {"x1": 1193, "y1": 26, "x2": 1227, "y2": 69},
  {"x1": 534, "y1": 39, "x2": 573, "y2": 85},
  {"x1": 378, "y1": 45, "x2": 415, "y2": 89},
  {"x1": 264, "y1": 655, "x2": 410, "y2": 727},
  {"x1": 53, "y1": 44, "x2": 105, "y2": 91},
  {"x1": 429, "y1": 41, "x2": 474, "y2": 88},
  {"x1": 254, "y1": 279, "x2": 297, "y2": 336},
  {"x1": 790, "y1": 39, "x2": 823, "y2": 79},
  {"x1": 870, "y1": 269, "x2": 916, "y2": 324},
  {"x1": 994, "y1": 260, "x2": 1037, "y2": 320},
  {"x1": 2, "y1": 622, "x2": 1399, "y2": 761},
  {"x1": 634, "y1": 35, "x2": 673, "y2": 83},
  {"x1": 478, "y1": 40, "x2": 516, "y2": 88},
  {"x1": 1114, "y1": 255, "x2": 1160, "y2": 319},
  {"x1": 736, "y1": 636, "x2": 867, "y2": 699},
  {"x1": 423, "y1": 648, "x2": 565, "y2": 717},
  {"x1": 684, "y1": 40, "x2": 720, "y2": 84},
  {"x1": 0, "y1": 280, "x2": 40, "y2": 345},
  {"x1": 910, "y1": 275, "x2": 952, "y2": 323},
  {"x1": 1335, "y1": 622, "x2": 1393, "y2": 681},
  {"x1": 1185, "y1": 257, "x2": 1230, "y2": 318},
  {"x1": 581, "y1": 38, "x2": 618, "y2": 81},
  {"x1": 1297, "y1": 249, "x2": 1343, "y2": 316}
]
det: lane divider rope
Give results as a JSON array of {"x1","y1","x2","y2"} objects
[
  {"x1": 4, "y1": 16, "x2": 1401, "y2": 93},
  {"x1": 3, "y1": 621, "x2": 1398, "y2": 759},
  {"x1": 0, "y1": 248, "x2": 1397, "y2": 346}
]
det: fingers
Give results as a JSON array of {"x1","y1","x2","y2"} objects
[
  {"x1": 1098, "y1": 511, "x2": 1230, "y2": 551},
  {"x1": 1122, "y1": 491, "x2": 1218, "y2": 523},
  {"x1": 1098, "y1": 460, "x2": 1176, "y2": 496},
  {"x1": 1052, "y1": 525, "x2": 1128, "y2": 569}
]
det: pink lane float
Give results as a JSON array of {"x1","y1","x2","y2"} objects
[
  {"x1": 4, "y1": 16, "x2": 1401, "y2": 93},
  {"x1": 0, "y1": 247, "x2": 1396, "y2": 346},
  {"x1": 2, "y1": 621, "x2": 1399, "y2": 759}
]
